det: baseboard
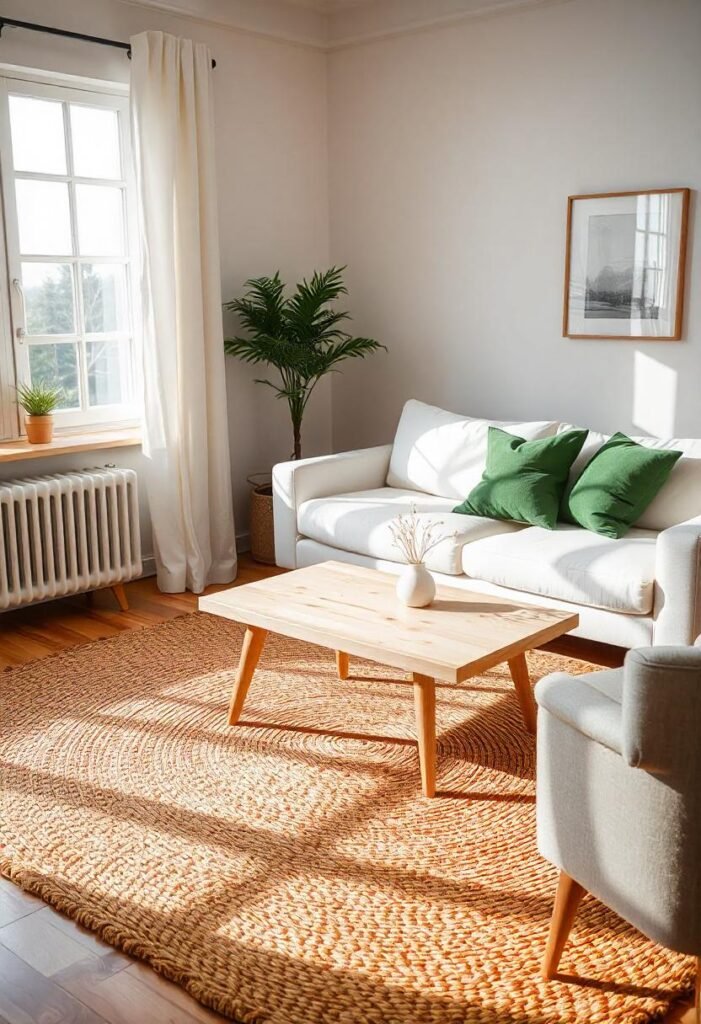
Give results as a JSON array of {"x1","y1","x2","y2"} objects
[
  {"x1": 138, "y1": 534, "x2": 251, "y2": 581},
  {"x1": 140, "y1": 555, "x2": 157, "y2": 578}
]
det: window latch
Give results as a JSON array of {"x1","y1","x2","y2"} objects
[{"x1": 12, "y1": 279, "x2": 26, "y2": 341}]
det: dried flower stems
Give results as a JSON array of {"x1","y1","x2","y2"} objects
[{"x1": 389, "y1": 506, "x2": 448, "y2": 565}]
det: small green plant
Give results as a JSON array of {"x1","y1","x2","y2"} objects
[
  {"x1": 15, "y1": 381, "x2": 63, "y2": 416},
  {"x1": 224, "y1": 267, "x2": 385, "y2": 460}
]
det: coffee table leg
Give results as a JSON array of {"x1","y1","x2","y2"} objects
[
  {"x1": 336, "y1": 651, "x2": 349, "y2": 680},
  {"x1": 508, "y1": 653, "x2": 537, "y2": 734},
  {"x1": 228, "y1": 626, "x2": 267, "y2": 725},
  {"x1": 412, "y1": 673, "x2": 437, "y2": 797}
]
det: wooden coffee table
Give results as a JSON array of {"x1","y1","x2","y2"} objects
[{"x1": 199, "y1": 561, "x2": 578, "y2": 797}]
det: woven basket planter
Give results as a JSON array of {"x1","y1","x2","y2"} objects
[{"x1": 249, "y1": 479, "x2": 275, "y2": 565}]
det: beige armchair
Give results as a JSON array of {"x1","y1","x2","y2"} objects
[{"x1": 535, "y1": 646, "x2": 701, "y2": 1017}]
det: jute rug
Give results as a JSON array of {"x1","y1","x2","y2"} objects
[{"x1": 0, "y1": 612, "x2": 693, "y2": 1023}]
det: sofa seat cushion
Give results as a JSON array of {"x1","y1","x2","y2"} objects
[
  {"x1": 298, "y1": 487, "x2": 524, "y2": 575},
  {"x1": 462, "y1": 524, "x2": 658, "y2": 614}
]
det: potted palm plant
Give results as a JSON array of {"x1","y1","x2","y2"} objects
[
  {"x1": 16, "y1": 382, "x2": 63, "y2": 444},
  {"x1": 224, "y1": 267, "x2": 385, "y2": 563}
]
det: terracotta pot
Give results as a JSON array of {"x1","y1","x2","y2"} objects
[{"x1": 25, "y1": 415, "x2": 54, "y2": 444}]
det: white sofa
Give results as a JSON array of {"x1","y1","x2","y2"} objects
[{"x1": 273, "y1": 400, "x2": 701, "y2": 649}]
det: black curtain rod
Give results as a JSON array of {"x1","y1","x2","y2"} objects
[{"x1": 0, "y1": 16, "x2": 217, "y2": 68}]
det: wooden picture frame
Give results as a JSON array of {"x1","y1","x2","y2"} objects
[{"x1": 563, "y1": 187, "x2": 690, "y2": 340}]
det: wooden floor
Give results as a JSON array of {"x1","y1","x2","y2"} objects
[{"x1": 0, "y1": 557, "x2": 693, "y2": 1023}]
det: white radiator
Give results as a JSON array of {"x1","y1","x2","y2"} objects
[{"x1": 0, "y1": 467, "x2": 142, "y2": 611}]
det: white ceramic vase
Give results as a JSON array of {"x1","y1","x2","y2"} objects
[{"x1": 396, "y1": 562, "x2": 436, "y2": 608}]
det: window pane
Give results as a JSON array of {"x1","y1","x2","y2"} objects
[
  {"x1": 70, "y1": 105, "x2": 121, "y2": 179},
  {"x1": 28, "y1": 343, "x2": 80, "y2": 410},
  {"x1": 76, "y1": 185, "x2": 124, "y2": 256},
  {"x1": 22, "y1": 263, "x2": 75, "y2": 336},
  {"x1": 16, "y1": 180, "x2": 72, "y2": 256},
  {"x1": 81, "y1": 264, "x2": 129, "y2": 333},
  {"x1": 9, "y1": 95, "x2": 67, "y2": 174},
  {"x1": 86, "y1": 340, "x2": 127, "y2": 407}
]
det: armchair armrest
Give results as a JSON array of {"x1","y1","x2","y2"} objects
[
  {"x1": 535, "y1": 672, "x2": 623, "y2": 755},
  {"x1": 622, "y1": 646, "x2": 701, "y2": 775},
  {"x1": 272, "y1": 445, "x2": 393, "y2": 568},
  {"x1": 653, "y1": 515, "x2": 701, "y2": 645}
]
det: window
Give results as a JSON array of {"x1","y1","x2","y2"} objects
[{"x1": 0, "y1": 75, "x2": 139, "y2": 437}]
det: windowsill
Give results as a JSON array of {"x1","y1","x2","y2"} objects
[{"x1": 0, "y1": 427, "x2": 142, "y2": 463}]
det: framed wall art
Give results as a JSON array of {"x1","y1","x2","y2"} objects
[{"x1": 563, "y1": 188, "x2": 690, "y2": 340}]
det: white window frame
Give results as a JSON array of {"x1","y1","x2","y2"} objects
[{"x1": 0, "y1": 69, "x2": 140, "y2": 439}]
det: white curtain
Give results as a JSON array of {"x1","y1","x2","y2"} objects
[{"x1": 130, "y1": 31, "x2": 237, "y2": 593}]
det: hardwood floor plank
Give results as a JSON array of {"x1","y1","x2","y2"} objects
[
  {"x1": 0, "y1": 913, "x2": 98, "y2": 977},
  {"x1": 125, "y1": 963, "x2": 229, "y2": 1023},
  {"x1": 0, "y1": 879, "x2": 44, "y2": 928},
  {"x1": 0, "y1": 942, "x2": 108, "y2": 1024},
  {"x1": 58, "y1": 963, "x2": 223, "y2": 1024},
  {"x1": 31, "y1": 908, "x2": 131, "y2": 963}
]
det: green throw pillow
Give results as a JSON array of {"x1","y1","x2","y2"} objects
[
  {"x1": 453, "y1": 427, "x2": 588, "y2": 529},
  {"x1": 561, "y1": 432, "x2": 682, "y2": 538}
]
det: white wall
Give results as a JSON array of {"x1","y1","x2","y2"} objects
[
  {"x1": 328, "y1": 0, "x2": 701, "y2": 450},
  {"x1": 0, "y1": 0, "x2": 331, "y2": 559},
  {"x1": 3, "y1": 0, "x2": 699, "y2": 577}
]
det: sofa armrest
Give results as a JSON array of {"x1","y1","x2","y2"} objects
[
  {"x1": 653, "y1": 515, "x2": 701, "y2": 646},
  {"x1": 272, "y1": 445, "x2": 393, "y2": 568}
]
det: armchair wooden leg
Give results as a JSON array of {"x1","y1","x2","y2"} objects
[
  {"x1": 336, "y1": 651, "x2": 349, "y2": 680},
  {"x1": 542, "y1": 870, "x2": 586, "y2": 979},
  {"x1": 111, "y1": 584, "x2": 129, "y2": 611}
]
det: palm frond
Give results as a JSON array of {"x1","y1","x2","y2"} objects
[
  {"x1": 283, "y1": 267, "x2": 349, "y2": 344},
  {"x1": 224, "y1": 273, "x2": 286, "y2": 339},
  {"x1": 313, "y1": 336, "x2": 386, "y2": 373},
  {"x1": 223, "y1": 267, "x2": 385, "y2": 458},
  {"x1": 224, "y1": 335, "x2": 298, "y2": 369}
]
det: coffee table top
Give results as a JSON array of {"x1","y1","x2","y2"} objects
[{"x1": 199, "y1": 561, "x2": 578, "y2": 684}]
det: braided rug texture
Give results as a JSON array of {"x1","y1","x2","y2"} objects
[{"x1": 0, "y1": 612, "x2": 693, "y2": 1023}]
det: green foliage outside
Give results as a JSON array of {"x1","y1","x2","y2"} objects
[
  {"x1": 23, "y1": 263, "x2": 123, "y2": 411},
  {"x1": 224, "y1": 267, "x2": 385, "y2": 460}
]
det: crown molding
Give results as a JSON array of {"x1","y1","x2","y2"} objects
[
  {"x1": 326, "y1": 0, "x2": 576, "y2": 50},
  {"x1": 277, "y1": 0, "x2": 360, "y2": 10},
  {"x1": 113, "y1": 0, "x2": 328, "y2": 49},
  {"x1": 109, "y1": 0, "x2": 575, "y2": 51}
]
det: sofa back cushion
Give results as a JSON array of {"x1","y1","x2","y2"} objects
[
  {"x1": 558, "y1": 422, "x2": 701, "y2": 531},
  {"x1": 387, "y1": 400, "x2": 558, "y2": 500}
]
